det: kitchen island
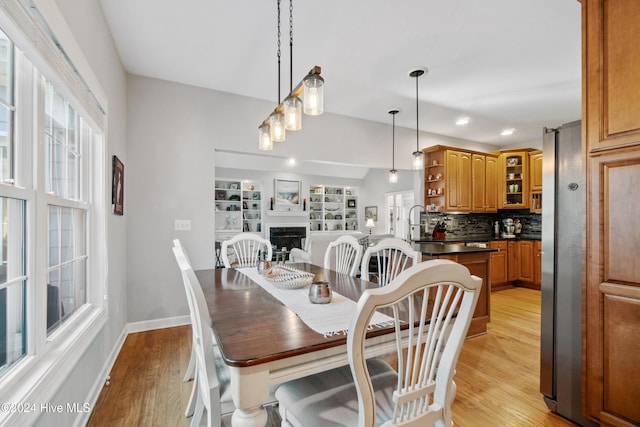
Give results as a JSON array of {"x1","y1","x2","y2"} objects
[{"x1": 413, "y1": 242, "x2": 497, "y2": 337}]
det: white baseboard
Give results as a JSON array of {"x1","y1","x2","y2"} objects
[{"x1": 126, "y1": 315, "x2": 191, "y2": 334}]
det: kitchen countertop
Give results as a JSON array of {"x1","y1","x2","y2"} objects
[
  {"x1": 416, "y1": 233, "x2": 541, "y2": 243},
  {"x1": 412, "y1": 242, "x2": 498, "y2": 256}
]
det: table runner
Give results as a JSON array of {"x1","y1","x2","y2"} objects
[{"x1": 238, "y1": 267, "x2": 395, "y2": 337}]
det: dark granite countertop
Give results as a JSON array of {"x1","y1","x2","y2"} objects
[
  {"x1": 412, "y1": 242, "x2": 498, "y2": 256},
  {"x1": 416, "y1": 233, "x2": 541, "y2": 243}
]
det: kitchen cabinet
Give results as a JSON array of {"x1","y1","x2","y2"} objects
[
  {"x1": 308, "y1": 185, "x2": 358, "y2": 232},
  {"x1": 517, "y1": 240, "x2": 535, "y2": 284},
  {"x1": 507, "y1": 240, "x2": 518, "y2": 282},
  {"x1": 472, "y1": 154, "x2": 498, "y2": 212},
  {"x1": 583, "y1": 1, "x2": 640, "y2": 423},
  {"x1": 530, "y1": 151, "x2": 543, "y2": 213},
  {"x1": 534, "y1": 240, "x2": 541, "y2": 288},
  {"x1": 498, "y1": 150, "x2": 531, "y2": 209},
  {"x1": 422, "y1": 146, "x2": 471, "y2": 212},
  {"x1": 489, "y1": 240, "x2": 508, "y2": 290}
]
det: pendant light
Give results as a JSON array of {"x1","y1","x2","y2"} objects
[
  {"x1": 388, "y1": 109, "x2": 399, "y2": 183},
  {"x1": 409, "y1": 68, "x2": 428, "y2": 170},
  {"x1": 283, "y1": 0, "x2": 302, "y2": 130},
  {"x1": 303, "y1": 72, "x2": 324, "y2": 116},
  {"x1": 270, "y1": 0, "x2": 286, "y2": 142},
  {"x1": 258, "y1": 123, "x2": 273, "y2": 150}
]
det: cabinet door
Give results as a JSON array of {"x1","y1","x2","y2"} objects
[
  {"x1": 534, "y1": 240, "x2": 541, "y2": 287},
  {"x1": 507, "y1": 240, "x2": 518, "y2": 282},
  {"x1": 489, "y1": 241, "x2": 507, "y2": 286},
  {"x1": 530, "y1": 152, "x2": 543, "y2": 191},
  {"x1": 485, "y1": 155, "x2": 498, "y2": 212},
  {"x1": 471, "y1": 154, "x2": 486, "y2": 212},
  {"x1": 517, "y1": 240, "x2": 534, "y2": 282},
  {"x1": 500, "y1": 152, "x2": 530, "y2": 209},
  {"x1": 445, "y1": 150, "x2": 471, "y2": 211}
]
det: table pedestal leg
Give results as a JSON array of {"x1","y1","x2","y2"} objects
[{"x1": 230, "y1": 367, "x2": 269, "y2": 427}]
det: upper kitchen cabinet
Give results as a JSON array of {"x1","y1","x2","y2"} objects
[
  {"x1": 472, "y1": 154, "x2": 498, "y2": 213},
  {"x1": 423, "y1": 146, "x2": 471, "y2": 212},
  {"x1": 498, "y1": 150, "x2": 532, "y2": 209},
  {"x1": 529, "y1": 150, "x2": 543, "y2": 213}
]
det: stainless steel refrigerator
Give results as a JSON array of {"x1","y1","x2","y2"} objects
[{"x1": 540, "y1": 121, "x2": 596, "y2": 426}]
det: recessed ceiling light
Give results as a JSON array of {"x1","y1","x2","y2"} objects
[
  {"x1": 288, "y1": 158, "x2": 296, "y2": 165},
  {"x1": 501, "y1": 128, "x2": 515, "y2": 136},
  {"x1": 456, "y1": 117, "x2": 470, "y2": 126}
]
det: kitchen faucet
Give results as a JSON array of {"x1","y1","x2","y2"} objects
[{"x1": 407, "y1": 204, "x2": 426, "y2": 243}]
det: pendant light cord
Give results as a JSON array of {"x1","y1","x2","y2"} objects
[
  {"x1": 415, "y1": 74, "x2": 419, "y2": 151},
  {"x1": 392, "y1": 113, "x2": 396, "y2": 169},
  {"x1": 277, "y1": 0, "x2": 282, "y2": 104},
  {"x1": 289, "y1": 0, "x2": 293, "y2": 94}
]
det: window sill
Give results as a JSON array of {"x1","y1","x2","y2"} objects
[{"x1": 0, "y1": 305, "x2": 106, "y2": 425}]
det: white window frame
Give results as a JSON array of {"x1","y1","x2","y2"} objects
[{"x1": 0, "y1": 2, "x2": 108, "y2": 424}]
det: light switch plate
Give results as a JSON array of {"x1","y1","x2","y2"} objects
[{"x1": 174, "y1": 219, "x2": 191, "y2": 231}]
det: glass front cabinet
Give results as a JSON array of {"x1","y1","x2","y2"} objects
[{"x1": 498, "y1": 151, "x2": 530, "y2": 209}]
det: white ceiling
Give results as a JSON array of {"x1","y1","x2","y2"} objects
[{"x1": 99, "y1": 0, "x2": 581, "y2": 148}]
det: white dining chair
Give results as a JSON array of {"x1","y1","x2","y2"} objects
[
  {"x1": 221, "y1": 233, "x2": 272, "y2": 268},
  {"x1": 173, "y1": 244, "x2": 226, "y2": 426},
  {"x1": 323, "y1": 234, "x2": 363, "y2": 277},
  {"x1": 360, "y1": 237, "x2": 422, "y2": 287},
  {"x1": 275, "y1": 259, "x2": 482, "y2": 427}
]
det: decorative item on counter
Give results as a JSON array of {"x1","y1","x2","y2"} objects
[
  {"x1": 514, "y1": 219, "x2": 522, "y2": 234},
  {"x1": 494, "y1": 221, "x2": 500, "y2": 237},
  {"x1": 432, "y1": 221, "x2": 447, "y2": 240}
]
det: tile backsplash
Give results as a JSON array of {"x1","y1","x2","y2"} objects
[{"x1": 420, "y1": 210, "x2": 541, "y2": 239}]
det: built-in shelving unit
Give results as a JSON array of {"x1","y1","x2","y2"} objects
[
  {"x1": 308, "y1": 185, "x2": 359, "y2": 232},
  {"x1": 215, "y1": 179, "x2": 263, "y2": 239}
]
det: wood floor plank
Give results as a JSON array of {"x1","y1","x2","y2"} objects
[{"x1": 87, "y1": 287, "x2": 576, "y2": 427}]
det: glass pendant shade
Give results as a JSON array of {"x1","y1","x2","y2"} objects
[
  {"x1": 269, "y1": 112, "x2": 286, "y2": 142},
  {"x1": 303, "y1": 74, "x2": 324, "y2": 116},
  {"x1": 412, "y1": 150, "x2": 424, "y2": 170},
  {"x1": 389, "y1": 169, "x2": 398, "y2": 183},
  {"x1": 283, "y1": 95, "x2": 302, "y2": 130},
  {"x1": 258, "y1": 124, "x2": 273, "y2": 150}
]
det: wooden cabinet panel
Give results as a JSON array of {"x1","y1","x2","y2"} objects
[
  {"x1": 472, "y1": 154, "x2": 498, "y2": 213},
  {"x1": 445, "y1": 150, "x2": 471, "y2": 212},
  {"x1": 507, "y1": 240, "x2": 518, "y2": 282},
  {"x1": 534, "y1": 240, "x2": 541, "y2": 288},
  {"x1": 498, "y1": 151, "x2": 530, "y2": 209},
  {"x1": 517, "y1": 240, "x2": 534, "y2": 283},
  {"x1": 530, "y1": 151, "x2": 543, "y2": 192},
  {"x1": 585, "y1": 0, "x2": 640, "y2": 152},
  {"x1": 489, "y1": 241, "x2": 507, "y2": 289},
  {"x1": 586, "y1": 148, "x2": 640, "y2": 422}
]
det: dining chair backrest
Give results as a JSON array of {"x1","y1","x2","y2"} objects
[
  {"x1": 220, "y1": 233, "x2": 273, "y2": 268},
  {"x1": 360, "y1": 237, "x2": 421, "y2": 287},
  {"x1": 349, "y1": 259, "x2": 481, "y2": 426},
  {"x1": 173, "y1": 245, "x2": 222, "y2": 427},
  {"x1": 323, "y1": 234, "x2": 363, "y2": 277}
]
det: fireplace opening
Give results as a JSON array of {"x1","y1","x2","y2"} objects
[{"x1": 269, "y1": 226, "x2": 307, "y2": 251}]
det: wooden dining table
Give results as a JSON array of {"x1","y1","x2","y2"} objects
[{"x1": 195, "y1": 263, "x2": 400, "y2": 427}]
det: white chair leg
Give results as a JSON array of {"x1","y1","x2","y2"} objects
[
  {"x1": 185, "y1": 375, "x2": 198, "y2": 417},
  {"x1": 184, "y1": 347, "x2": 195, "y2": 382},
  {"x1": 190, "y1": 395, "x2": 204, "y2": 427}
]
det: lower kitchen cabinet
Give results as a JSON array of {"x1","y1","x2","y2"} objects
[
  {"x1": 493, "y1": 239, "x2": 541, "y2": 290},
  {"x1": 489, "y1": 241, "x2": 508, "y2": 290}
]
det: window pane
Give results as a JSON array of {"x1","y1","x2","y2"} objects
[
  {"x1": 0, "y1": 197, "x2": 26, "y2": 376},
  {"x1": 0, "y1": 29, "x2": 14, "y2": 184},
  {"x1": 44, "y1": 83, "x2": 82, "y2": 200},
  {"x1": 47, "y1": 206, "x2": 86, "y2": 335}
]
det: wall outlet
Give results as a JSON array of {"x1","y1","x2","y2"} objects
[{"x1": 174, "y1": 219, "x2": 191, "y2": 231}]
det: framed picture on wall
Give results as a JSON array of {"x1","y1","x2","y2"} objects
[
  {"x1": 365, "y1": 206, "x2": 378, "y2": 222},
  {"x1": 275, "y1": 179, "x2": 301, "y2": 209},
  {"x1": 347, "y1": 199, "x2": 357, "y2": 208},
  {"x1": 112, "y1": 155, "x2": 124, "y2": 215}
]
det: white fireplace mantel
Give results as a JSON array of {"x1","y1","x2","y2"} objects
[{"x1": 266, "y1": 211, "x2": 309, "y2": 217}]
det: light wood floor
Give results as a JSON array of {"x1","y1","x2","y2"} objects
[{"x1": 87, "y1": 287, "x2": 577, "y2": 427}]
